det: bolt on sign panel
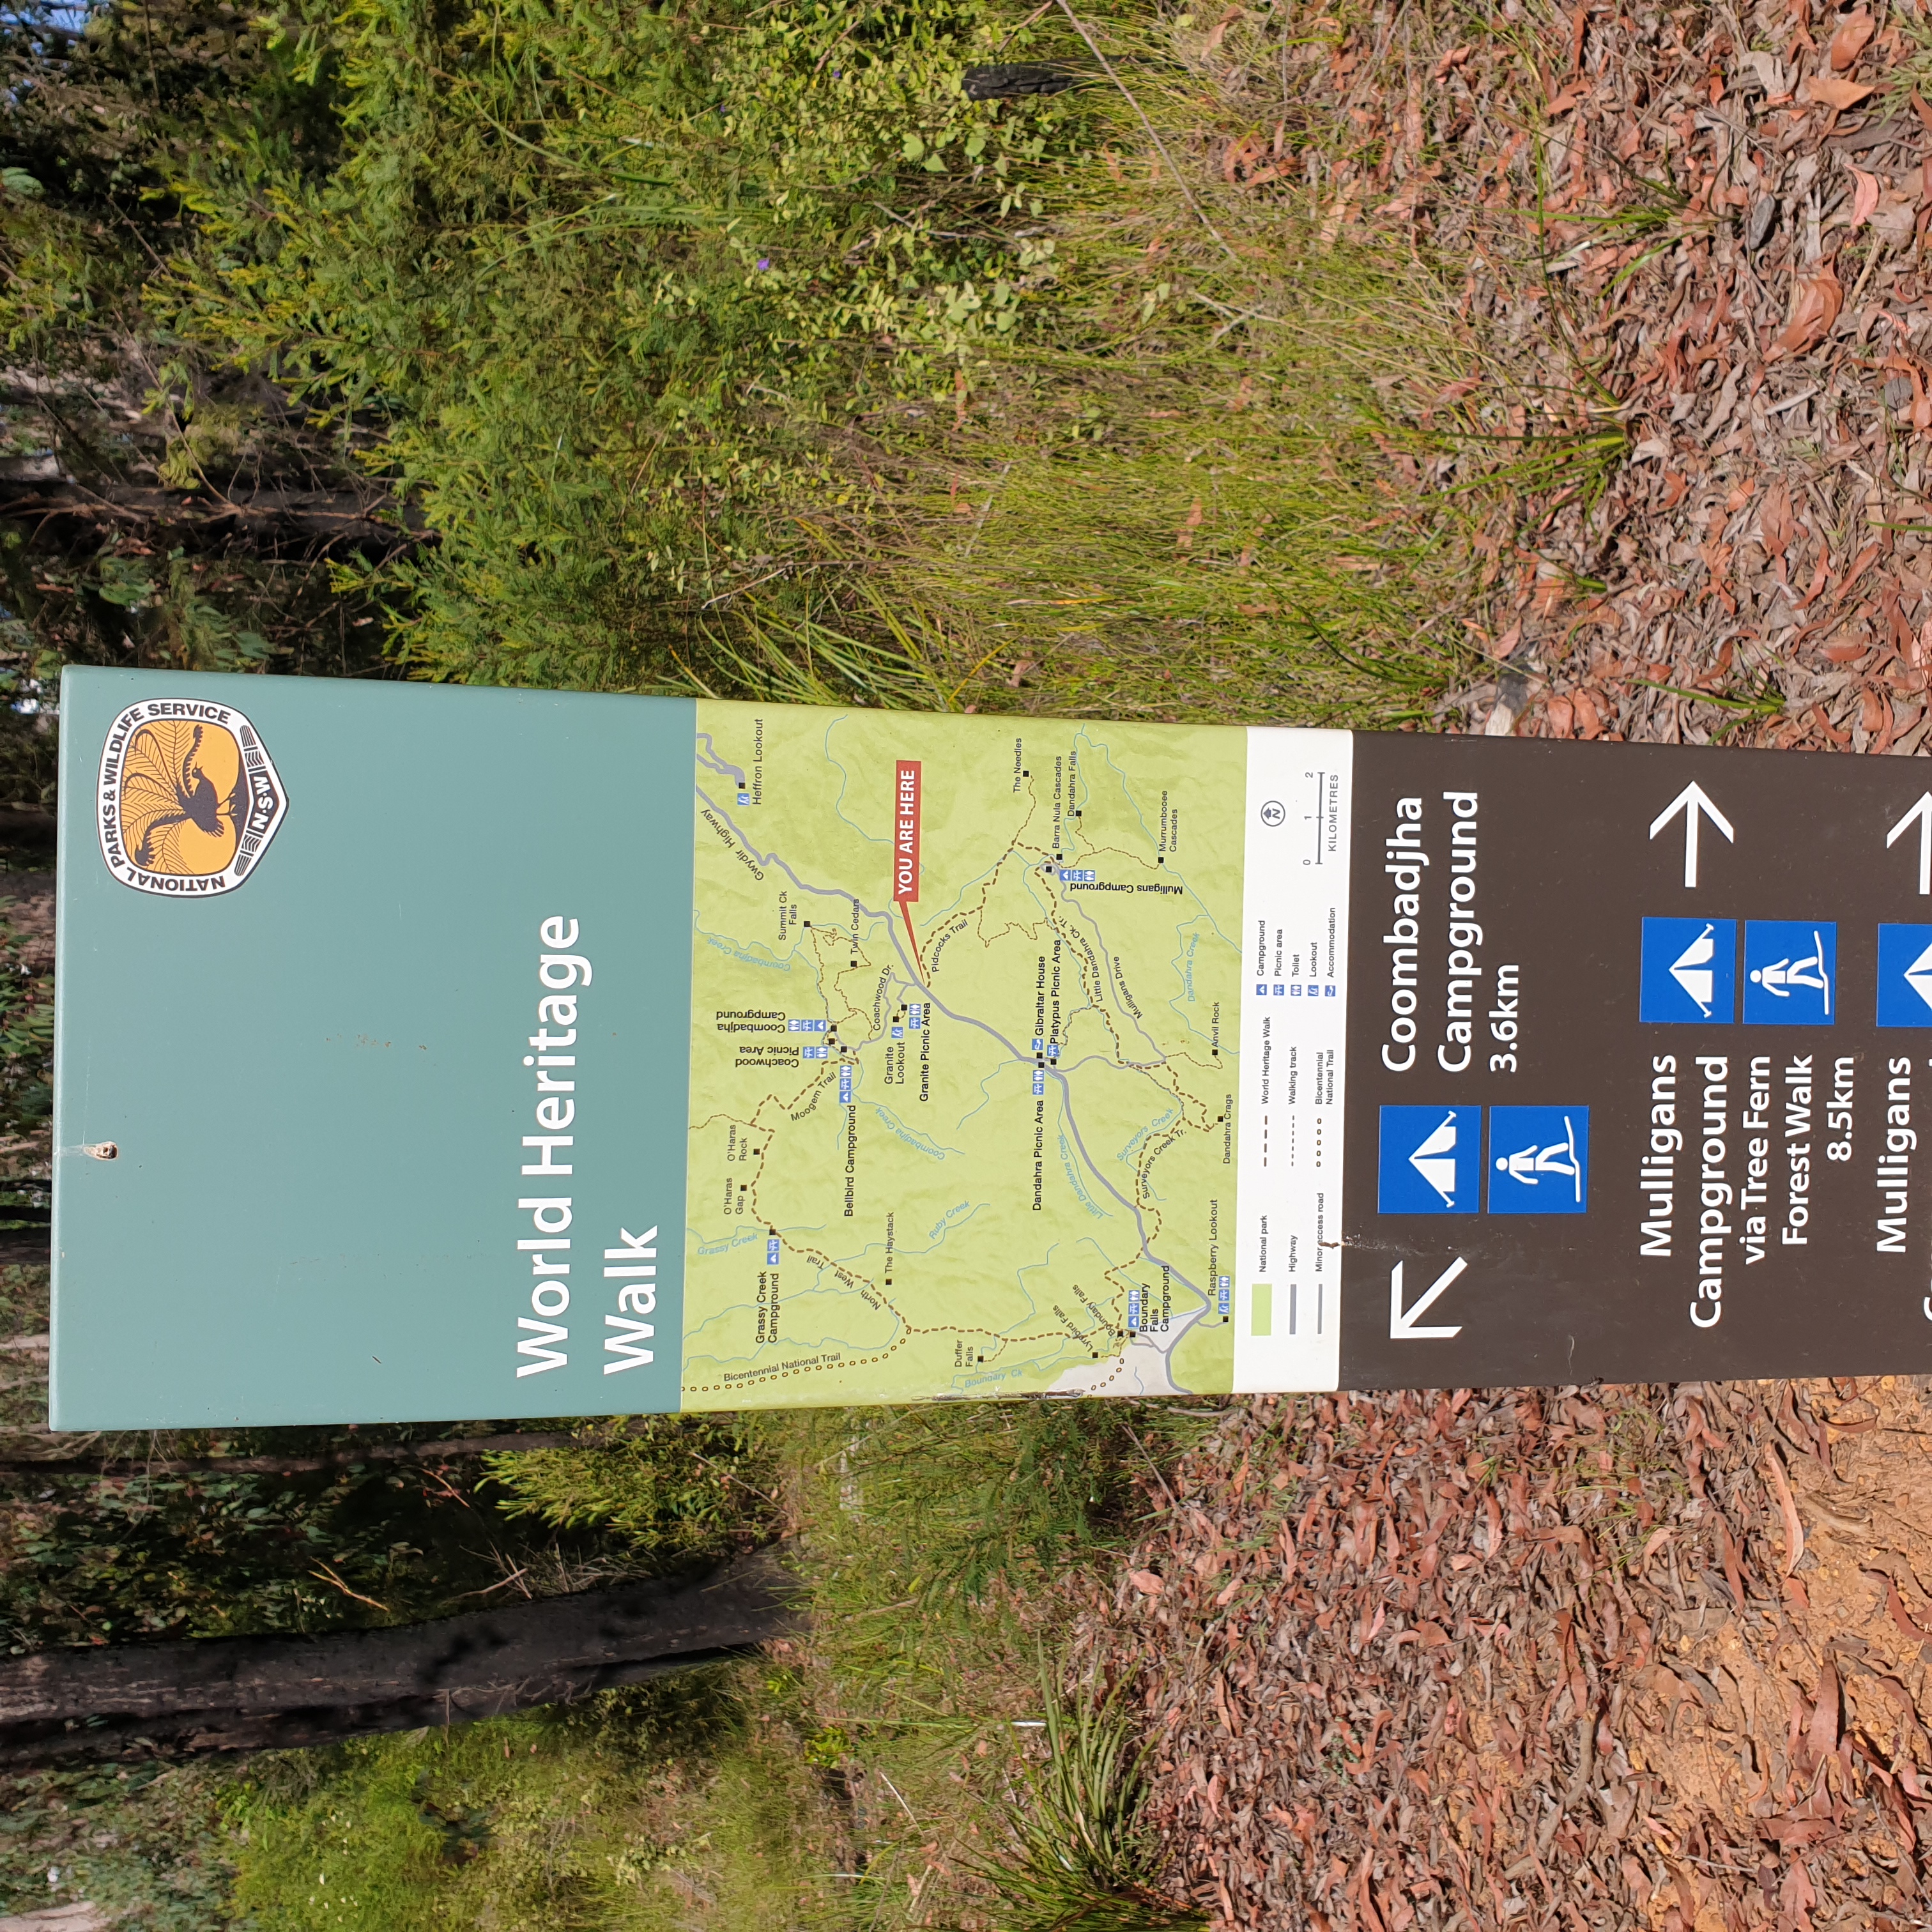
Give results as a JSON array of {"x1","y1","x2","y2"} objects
[{"x1": 47, "y1": 669, "x2": 1932, "y2": 1425}]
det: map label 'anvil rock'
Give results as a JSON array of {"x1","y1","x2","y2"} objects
[{"x1": 49, "y1": 672, "x2": 1932, "y2": 1425}]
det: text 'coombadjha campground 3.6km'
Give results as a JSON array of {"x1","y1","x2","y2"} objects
[{"x1": 47, "y1": 668, "x2": 1932, "y2": 1425}]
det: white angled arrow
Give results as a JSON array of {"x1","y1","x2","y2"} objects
[
  {"x1": 1649, "y1": 781, "x2": 1735, "y2": 889},
  {"x1": 1389, "y1": 1257, "x2": 1467, "y2": 1340},
  {"x1": 1889, "y1": 793, "x2": 1932, "y2": 896}
]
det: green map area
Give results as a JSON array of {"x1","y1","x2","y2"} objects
[{"x1": 681, "y1": 702, "x2": 1246, "y2": 1407}]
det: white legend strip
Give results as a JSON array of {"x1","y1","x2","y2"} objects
[{"x1": 1232, "y1": 728, "x2": 1352, "y2": 1392}]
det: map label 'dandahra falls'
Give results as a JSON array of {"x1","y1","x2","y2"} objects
[{"x1": 47, "y1": 671, "x2": 1932, "y2": 1426}]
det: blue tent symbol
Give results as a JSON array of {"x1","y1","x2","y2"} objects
[
  {"x1": 1378, "y1": 1107, "x2": 1478, "y2": 1215},
  {"x1": 1640, "y1": 918, "x2": 1737, "y2": 1023},
  {"x1": 1878, "y1": 924, "x2": 1932, "y2": 1027}
]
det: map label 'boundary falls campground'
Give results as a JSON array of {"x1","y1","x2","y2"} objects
[{"x1": 48, "y1": 670, "x2": 1932, "y2": 1425}]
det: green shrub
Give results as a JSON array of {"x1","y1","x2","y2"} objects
[
  {"x1": 484, "y1": 1417, "x2": 777, "y2": 1563},
  {"x1": 0, "y1": 1446, "x2": 638, "y2": 1653},
  {"x1": 167, "y1": 0, "x2": 1099, "y2": 693}
]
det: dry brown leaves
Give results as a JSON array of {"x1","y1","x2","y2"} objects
[
  {"x1": 1432, "y1": 0, "x2": 1932, "y2": 753},
  {"x1": 1193, "y1": 0, "x2": 1932, "y2": 751},
  {"x1": 1078, "y1": 1380, "x2": 1932, "y2": 1932}
]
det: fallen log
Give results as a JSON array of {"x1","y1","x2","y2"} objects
[{"x1": 0, "y1": 1551, "x2": 795, "y2": 1766}]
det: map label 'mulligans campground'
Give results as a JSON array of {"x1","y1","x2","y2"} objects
[{"x1": 47, "y1": 670, "x2": 1932, "y2": 1427}]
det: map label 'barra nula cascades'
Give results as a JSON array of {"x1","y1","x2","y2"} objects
[{"x1": 48, "y1": 670, "x2": 1932, "y2": 1425}]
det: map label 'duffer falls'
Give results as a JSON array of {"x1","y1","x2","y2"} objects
[{"x1": 49, "y1": 670, "x2": 1932, "y2": 1425}]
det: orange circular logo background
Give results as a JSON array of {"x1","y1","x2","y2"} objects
[
  {"x1": 96, "y1": 699, "x2": 288, "y2": 896},
  {"x1": 118, "y1": 718, "x2": 245, "y2": 877}
]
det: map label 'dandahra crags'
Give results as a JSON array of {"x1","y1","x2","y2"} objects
[{"x1": 49, "y1": 671, "x2": 1932, "y2": 1426}]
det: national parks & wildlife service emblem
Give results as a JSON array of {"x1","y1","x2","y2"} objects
[{"x1": 96, "y1": 698, "x2": 288, "y2": 896}]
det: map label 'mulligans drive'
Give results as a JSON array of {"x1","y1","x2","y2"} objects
[{"x1": 48, "y1": 670, "x2": 1932, "y2": 1427}]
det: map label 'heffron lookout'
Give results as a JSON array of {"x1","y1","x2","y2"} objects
[{"x1": 50, "y1": 671, "x2": 1932, "y2": 1426}]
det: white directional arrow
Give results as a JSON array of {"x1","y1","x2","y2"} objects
[
  {"x1": 1649, "y1": 781, "x2": 1735, "y2": 889},
  {"x1": 1889, "y1": 793, "x2": 1932, "y2": 895},
  {"x1": 1389, "y1": 1257, "x2": 1467, "y2": 1340}
]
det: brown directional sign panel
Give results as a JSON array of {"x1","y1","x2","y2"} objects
[{"x1": 1337, "y1": 735, "x2": 1932, "y2": 1388}]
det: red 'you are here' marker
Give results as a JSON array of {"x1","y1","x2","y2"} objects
[{"x1": 893, "y1": 760, "x2": 924, "y2": 976}]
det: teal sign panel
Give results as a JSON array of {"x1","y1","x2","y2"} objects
[{"x1": 52, "y1": 671, "x2": 694, "y2": 1426}]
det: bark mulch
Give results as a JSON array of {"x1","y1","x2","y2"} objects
[{"x1": 1082, "y1": 1379, "x2": 1932, "y2": 1931}]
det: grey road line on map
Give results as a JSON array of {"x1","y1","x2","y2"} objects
[
  {"x1": 693, "y1": 783, "x2": 1213, "y2": 1333},
  {"x1": 696, "y1": 735, "x2": 747, "y2": 785}
]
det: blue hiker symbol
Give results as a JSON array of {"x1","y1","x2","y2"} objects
[{"x1": 1494, "y1": 1114, "x2": 1583, "y2": 1206}]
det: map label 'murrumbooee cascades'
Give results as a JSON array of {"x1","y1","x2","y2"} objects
[{"x1": 49, "y1": 673, "x2": 1932, "y2": 1425}]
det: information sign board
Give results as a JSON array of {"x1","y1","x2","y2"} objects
[{"x1": 49, "y1": 670, "x2": 1932, "y2": 1424}]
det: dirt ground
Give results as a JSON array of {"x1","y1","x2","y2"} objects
[{"x1": 1082, "y1": 1380, "x2": 1932, "y2": 1930}]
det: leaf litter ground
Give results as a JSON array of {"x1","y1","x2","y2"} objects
[
  {"x1": 1077, "y1": 1382, "x2": 1932, "y2": 1931},
  {"x1": 1068, "y1": 0, "x2": 1932, "y2": 1926}
]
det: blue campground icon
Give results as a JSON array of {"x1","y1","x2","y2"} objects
[
  {"x1": 1487, "y1": 1107, "x2": 1589, "y2": 1215},
  {"x1": 1879, "y1": 924, "x2": 1932, "y2": 1027},
  {"x1": 1378, "y1": 1107, "x2": 1479, "y2": 1215},
  {"x1": 1639, "y1": 917, "x2": 1736, "y2": 1023}
]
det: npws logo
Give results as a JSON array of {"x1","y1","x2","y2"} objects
[{"x1": 96, "y1": 700, "x2": 288, "y2": 896}]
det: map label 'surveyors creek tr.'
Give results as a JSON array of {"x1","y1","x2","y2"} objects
[{"x1": 48, "y1": 669, "x2": 1932, "y2": 1424}]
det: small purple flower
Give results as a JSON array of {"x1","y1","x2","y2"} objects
[{"x1": 756, "y1": 257, "x2": 770, "y2": 270}]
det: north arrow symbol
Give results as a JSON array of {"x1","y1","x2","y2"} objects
[
  {"x1": 1649, "y1": 781, "x2": 1734, "y2": 889},
  {"x1": 1389, "y1": 1257, "x2": 1467, "y2": 1340},
  {"x1": 1889, "y1": 793, "x2": 1932, "y2": 895}
]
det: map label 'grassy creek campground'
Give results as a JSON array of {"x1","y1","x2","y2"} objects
[{"x1": 47, "y1": 670, "x2": 1932, "y2": 1425}]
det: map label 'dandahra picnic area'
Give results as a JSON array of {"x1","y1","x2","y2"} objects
[{"x1": 49, "y1": 671, "x2": 1932, "y2": 1427}]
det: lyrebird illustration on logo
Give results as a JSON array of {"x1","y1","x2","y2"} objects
[{"x1": 96, "y1": 700, "x2": 288, "y2": 896}]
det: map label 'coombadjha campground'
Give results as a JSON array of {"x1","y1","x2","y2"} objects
[{"x1": 49, "y1": 671, "x2": 1932, "y2": 1425}]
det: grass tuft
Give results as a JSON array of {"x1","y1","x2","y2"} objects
[{"x1": 971, "y1": 1664, "x2": 1206, "y2": 1932}]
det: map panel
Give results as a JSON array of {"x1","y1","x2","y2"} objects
[{"x1": 681, "y1": 702, "x2": 1248, "y2": 1406}]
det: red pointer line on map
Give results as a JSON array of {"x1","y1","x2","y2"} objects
[{"x1": 900, "y1": 901, "x2": 926, "y2": 979}]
